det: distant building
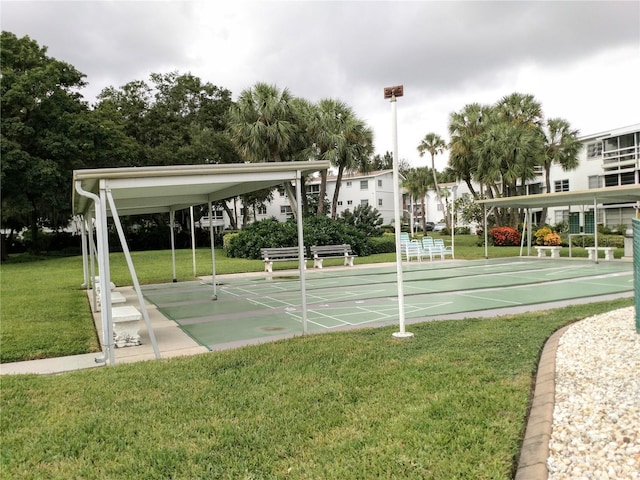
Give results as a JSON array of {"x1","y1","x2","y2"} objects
[{"x1": 413, "y1": 123, "x2": 640, "y2": 231}]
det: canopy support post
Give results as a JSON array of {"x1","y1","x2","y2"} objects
[
  {"x1": 208, "y1": 201, "x2": 217, "y2": 300},
  {"x1": 190, "y1": 206, "x2": 197, "y2": 277},
  {"x1": 295, "y1": 171, "x2": 308, "y2": 335},
  {"x1": 170, "y1": 208, "x2": 177, "y2": 283},
  {"x1": 106, "y1": 189, "x2": 161, "y2": 360}
]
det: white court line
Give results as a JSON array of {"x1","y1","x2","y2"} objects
[
  {"x1": 247, "y1": 295, "x2": 297, "y2": 309},
  {"x1": 461, "y1": 293, "x2": 523, "y2": 306}
]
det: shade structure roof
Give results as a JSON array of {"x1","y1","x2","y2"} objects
[
  {"x1": 73, "y1": 161, "x2": 331, "y2": 216},
  {"x1": 476, "y1": 184, "x2": 640, "y2": 209}
]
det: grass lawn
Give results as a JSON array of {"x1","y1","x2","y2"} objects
[
  {"x1": 0, "y1": 236, "x2": 634, "y2": 478},
  {"x1": 0, "y1": 298, "x2": 632, "y2": 479}
]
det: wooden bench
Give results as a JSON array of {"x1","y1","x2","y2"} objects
[
  {"x1": 534, "y1": 246, "x2": 561, "y2": 259},
  {"x1": 112, "y1": 305, "x2": 142, "y2": 347},
  {"x1": 585, "y1": 246, "x2": 616, "y2": 261},
  {"x1": 310, "y1": 244, "x2": 357, "y2": 268},
  {"x1": 260, "y1": 247, "x2": 306, "y2": 273}
]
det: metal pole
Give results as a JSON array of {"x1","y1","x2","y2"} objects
[
  {"x1": 593, "y1": 198, "x2": 599, "y2": 264},
  {"x1": 170, "y1": 209, "x2": 177, "y2": 283},
  {"x1": 389, "y1": 93, "x2": 412, "y2": 339},
  {"x1": 451, "y1": 185, "x2": 457, "y2": 259},
  {"x1": 296, "y1": 171, "x2": 308, "y2": 335},
  {"x1": 190, "y1": 206, "x2": 197, "y2": 277},
  {"x1": 106, "y1": 190, "x2": 161, "y2": 360},
  {"x1": 208, "y1": 202, "x2": 217, "y2": 300},
  {"x1": 99, "y1": 183, "x2": 115, "y2": 365}
]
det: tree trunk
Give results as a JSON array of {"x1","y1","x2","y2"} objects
[
  {"x1": 331, "y1": 166, "x2": 345, "y2": 220},
  {"x1": 317, "y1": 169, "x2": 327, "y2": 215}
]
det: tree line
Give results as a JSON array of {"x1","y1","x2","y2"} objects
[
  {"x1": 2, "y1": 31, "x2": 582, "y2": 252},
  {"x1": 1, "y1": 32, "x2": 394, "y2": 245}
]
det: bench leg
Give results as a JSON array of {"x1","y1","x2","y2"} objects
[
  {"x1": 113, "y1": 320, "x2": 141, "y2": 347},
  {"x1": 264, "y1": 261, "x2": 273, "y2": 273},
  {"x1": 551, "y1": 249, "x2": 560, "y2": 259},
  {"x1": 537, "y1": 249, "x2": 545, "y2": 258},
  {"x1": 314, "y1": 258, "x2": 323, "y2": 269},
  {"x1": 344, "y1": 256, "x2": 354, "y2": 267},
  {"x1": 587, "y1": 250, "x2": 595, "y2": 260},
  {"x1": 604, "y1": 250, "x2": 613, "y2": 261}
]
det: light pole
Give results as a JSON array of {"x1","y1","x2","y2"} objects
[
  {"x1": 451, "y1": 185, "x2": 458, "y2": 259},
  {"x1": 384, "y1": 85, "x2": 413, "y2": 339}
]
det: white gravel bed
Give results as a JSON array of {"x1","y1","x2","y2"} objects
[{"x1": 548, "y1": 306, "x2": 640, "y2": 480}]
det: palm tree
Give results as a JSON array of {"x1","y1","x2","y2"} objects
[
  {"x1": 305, "y1": 99, "x2": 350, "y2": 216},
  {"x1": 417, "y1": 132, "x2": 447, "y2": 216},
  {"x1": 403, "y1": 167, "x2": 434, "y2": 232},
  {"x1": 330, "y1": 114, "x2": 374, "y2": 219},
  {"x1": 226, "y1": 82, "x2": 300, "y2": 216},
  {"x1": 540, "y1": 118, "x2": 582, "y2": 222},
  {"x1": 447, "y1": 103, "x2": 491, "y2": 199}
]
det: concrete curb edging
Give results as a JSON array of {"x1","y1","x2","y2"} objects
[{"x1": 515, "y1": 324, "x2": 572, "y2": 480}]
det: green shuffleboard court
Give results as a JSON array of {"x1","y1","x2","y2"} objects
[{"x1": 141, "y1": 257, "x2": 634, "y2": 349}]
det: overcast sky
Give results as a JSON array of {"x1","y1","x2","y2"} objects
[{"x1": 2, "y1": 0, "x2": 639, "y2": 169}]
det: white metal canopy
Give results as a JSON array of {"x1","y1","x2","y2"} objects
[
  {"x1": 475, "y1": 184, "x2": 640, "y2": 209},
  {"x1": 73, "y1": 162, "x2": 331, "y2": 217},
  {"x1": 72, "y1": 161, "x2": 331, "y2": 366},
  {"x1": 476, "y1": 184, "x2": 640, "y2": 260}
]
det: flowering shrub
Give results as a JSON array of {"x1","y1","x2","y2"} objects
[
  {"x1": 534, "y1": 227, "x2": 552, "y2": 245},
  {"x1": 535, "y1": 227, "x2": 562, "y2": 246},
  {"x1": 489, "y1": 226, "x2": 521, "y2": 246},
  {"x1": 543, "y1": 232, "x2": 562, "y2": 246}
]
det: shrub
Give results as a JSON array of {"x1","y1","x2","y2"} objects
[
  {"x1": 489, "y1": 226, "x2": 521, "y2": 246},
  {"x1": 339, "y1": 204, "x2": 384, "y2": 238},
  {"x1": 224, "y1": 216, "x2": 370, "y2": 259},
  {"x1": 368, "y1": 234, "x2": 396, "y2": 254},
  {"x1": 543, "y1": 232, "x2": 562, "y2": 246},
  {"x1": 534, "y1": 227, "x2": 552, "y2": 245}
]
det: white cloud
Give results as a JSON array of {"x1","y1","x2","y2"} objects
[{"x1": 2, "y1": 0, "x2": 638, "y2": 169}]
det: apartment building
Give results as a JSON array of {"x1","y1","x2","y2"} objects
[
  {"x1": 413, "y1": 123, "x2": 640, "y2": 231},
  {"x1": 211, "y1": 170, "x2": 399, "y2": 227}
]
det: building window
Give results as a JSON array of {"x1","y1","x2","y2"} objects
[
  {"x1": 621, "y1": 171, "x2": 636, "y2": 185},
  {"x1": 347, "y1": 200, "x2": 353, "y2": 206},
  {"x1": 306, "y1": 184, "x2": 320, "y2": 194},
  {"x1": 377, "y1": 179, "x2": 383, "y2": 187},
  {"x1": 360, "y1": 180, "x2": 368, "y2": 190},
  {"x1": 554, "y1": 179, "x2": 569, "y2": 192},
  {"x1": 257, "y1": 206, "x2": 267, "y2": 215},
  {"x1": 588, "y1": 176, "x2": 603, "y2": 189},
  {"x1": 337, "y1": 201, "x2": 343, "y2": 206},
  {"x1": 604, "y1": 174, "x2": 619, "y2": 187},
  {"x1": 378, "y1": 198, "x2": 383, "y2": 206},
  {"x1": 280, "y1": 206, "x2": 293, "y2": 216},
  {"x1": 554, "y1": 210, "x2": 569, "y2": 224},
  {"x1": 277, "y1": 186, "x2": 286, "y2": 197},
  {"x1": 527, "y1": 183, "x2": 542, "y2": 195},
  {"x1": 586, "y1": 142, "x2": 603, "y2": 159},
  {"x1": 361, "y1": 199, "x2": 369, "y2": 206},
  {"x1": 346, "y1": 181, "x2": 352, "y2": 187}
]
